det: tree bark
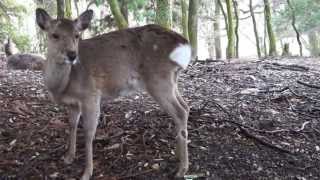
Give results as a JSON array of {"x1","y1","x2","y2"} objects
[
  {"x1": 249, "y1": 0, "x2": 261, "y2": 58},
  {"x1": 56, "y1": 0, "x2": 65, "y2": 18},
  {"x1": 74, "y1": 0, "x2": 79, "y2": 16},
  {"x1": 217, "y1": 0, "x2": 228, "y2": 35},
  {"x1": 264, "y1": 0, "x2": 277, "y2": 56},
  {"x1": 119, "y1": 0, "x2": 129, "y2": 22},
  {"x1": 188, "y1": 0, "x2": 199, "y2": 59},
  {"x1": 282, "y1": 43, "x2": 290, "y2": 56},
  {"x1": 263, "y1": 11, "x2": 267, "y2": 56},
  {"x1": 156, "y1": 0, "x2": 172, "y2": 29},
  {"x1": 108, "y1": 0, "x2": 128, "y2": 29},
  {"x1": 287, "y1": 0, "x2": 302, "y2": 56},
  {"x1": 214, "y1": 0, "x2": 222, "y2": 59},
  {"x1": 232, "y1": 0, "x2": 239, "y2": 58},
  {"x1": 226, "y1": 0, "x2": 235, "y2": 59},
  {"x1": 180, "y1": 0, "x2": 189, "y2": 40},
  {"x1": 65, "y1": 0, "x2": 72, "y2": 18}
]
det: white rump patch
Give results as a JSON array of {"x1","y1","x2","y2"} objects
[{"x1": 169, "y1": 44, "x2": 192, "y2": 69}]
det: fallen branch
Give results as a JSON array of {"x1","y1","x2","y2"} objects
[
  {"x1": 297, "y1": 80, "x2": 320, "y2": 89},
  {"x1": 210, "y1": 100, "x2": 293, "y2": 154},
  {"x1": 239, "y1": 127, "x2": 293, "y2": 154}
]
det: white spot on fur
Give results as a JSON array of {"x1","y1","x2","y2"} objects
[{"x1": 169, "y1": 44, "x2": 191, "y2": 69}]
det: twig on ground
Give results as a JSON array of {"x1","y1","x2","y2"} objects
[
  {"x1": 209, "y1": 100, "x2": 293, "y2": 154},
  {"x1": 297, "y1": 80, "x2": 320, "y2": 89},
  {"x1": 239, "y1": 127, "x2": 293, "y2": 154},
  {"x1": 296, "y1": 121, "x2": 310, "y2": 132}
]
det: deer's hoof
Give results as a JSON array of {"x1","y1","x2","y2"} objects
[
  {"x1": 63, "y1": 154, "x2": 75, "y2": 164},
  {"x1": 80, "y1": 172, "x2": 92, "y2": 180},
  {"x1": 175, "y1": 167, "x2": 188, "y2": 178}
]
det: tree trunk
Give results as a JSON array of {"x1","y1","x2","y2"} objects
[
  {"x1": 263, "y1": 11, "x2": 268, "y2": 56},
  {"x1": 65, "y1": 0, "x2": 72, "y2": 18},
  {"x1": 249, "y1": 0, "x2": 261, "y2": 58},
  {"x1": 56, "y1": 0, "x2": 65, "y2": 18},
  {"x1": 156, "y1": 0, "x2": 172, "y2": 29},
  {"x1": 217, "y1": 0, "x2": 228, "y2": 35},
  {"x1": 232, "y1": 0, "x2": 239, "y2": 58},
  {"x1": 108, "y1": 0, "x2": 128, "y2": 29},
  {"x1": 308, "y1": 31, "x2": 320, "y2": 56},
  {"x1": 119, "y1": 0, "x2": 129, "y2": 23},
  {"x1": 226, "y1": 0, "x2": 234, "y2": 59},
  {"x1": 180, "y1": 0, "x2": 189, "y2": 40},
  {"x1": 214, "y1": 0, "x2": 222, "y2": 59},
  {"x1": 74, "y1": 0, "x2": 79, "y2": 16},
  {"x1": 188, "y1": 0, "x2": 199, "y2": 60},
  {"x1": 282, "y1": 43, "x2": 290, "y2": 56},
  {"x1": 264, "y1": 0, "x2": 277, "y2": 56},
  {"x1": 287, "y1": 0, "x2": 302, "y2": 56}
]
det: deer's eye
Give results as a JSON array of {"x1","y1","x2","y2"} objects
[
  {"x1": 52, "y1": 33, "x2": 60, "y2": 40},
  {"x1": 75, "y1": 34, "x2": 80, "y2": 39}
]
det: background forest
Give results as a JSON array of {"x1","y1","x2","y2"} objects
[{"x1": 1, "y1": 0, "x2": 320, "y2": 59}]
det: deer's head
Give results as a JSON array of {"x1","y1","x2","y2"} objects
[{"x1": 36, "y1": 8, "x2": 93, "y2": 64}]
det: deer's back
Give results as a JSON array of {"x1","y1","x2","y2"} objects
[{"x1": 78, "y1": 24, "x2": 188, "y2": 96}]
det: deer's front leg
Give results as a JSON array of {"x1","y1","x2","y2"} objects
[
  {"x1": 63, "y1": 104, "x2": 81, "y2": 164},
  {"x1": 80, "y1": 97, "x2": 100, "y2": 180}
]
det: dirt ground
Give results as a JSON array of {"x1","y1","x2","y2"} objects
[{"x1": 0, "y1": 56, "x2": 320, "y2": 180}]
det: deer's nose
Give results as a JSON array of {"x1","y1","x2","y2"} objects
[{"x1": 67, "y1": 51, "x2": 77, "y2": 61}]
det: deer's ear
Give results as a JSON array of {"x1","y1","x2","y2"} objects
[
  {"x1": 74, "y1": 10, "x2": 93, "y2": 31},
  {"x1": 36, "y1": 8, "x2": 52, "y2": 31}
]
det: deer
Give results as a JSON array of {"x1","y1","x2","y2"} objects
[
  {"x1": 4, "y1": 38, "x2": 45, "y2": 71},
  {"x1": 36, "y1": 8, "x2": 191, "y2": 180}
]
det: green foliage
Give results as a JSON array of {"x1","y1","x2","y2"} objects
[
  {"x1": 95, "y1": 0, "x2": 104, "y2": 6},
  {"x1": 108, "y1": 0, "x2": 128, "y2": 29},
  {"x1": 0, "y1": 0, "x2": 30, "y2": 52},
  {"x1": 128, "y1": 0, "x2": 155, "y2": 23},
  {"x1": 155, "y1": 0, "x2": 171, "y2": 28},
  {"x1": 274, "y1": 0, "x2": 320, "y2": 35},
  {"x1": 0, "y1": 24, "x2": 30, "y2": 52}
]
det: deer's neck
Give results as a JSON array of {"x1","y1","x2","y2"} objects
[{"x1": 43, "y1": 58, "x2": 72, "y2": 96}]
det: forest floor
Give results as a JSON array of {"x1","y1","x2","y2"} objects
[{"x1": 0, "y1": 56, "x2": 320, "y2": 180}]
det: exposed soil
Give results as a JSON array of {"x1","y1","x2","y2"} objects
[{"x1": 0, "y1": 56, "x2": 320, "y2": 180}]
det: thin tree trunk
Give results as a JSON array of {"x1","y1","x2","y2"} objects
[
  {"x1": 226, "y1": 0, "x2": 234, "y2": 59},
  {"x1": 188, "y1": 0, "x2": 199, "y2": 60},
  {"x1": 287, "y1": 0, "x2": 302, "y2": 56},
  {"x1": 249, "y1": 0, "x2": 261, "y2": 58},
  {"x1": 156, "y1": 0, "x2": 172, "y2": 29},
  {"x1": 65, "y1": 0, "x2": 72, "y2": 18},
  {"x1": 119, "y1": 0, "x2": 129, "y2": 23},
  {"x1": 108, "y1": 0, "x2": 128, "y2": 29},
  {"x1": 57, "y1": 0, "x2": 65, "y2": 18},
  {"x1": 181, "y1": 0, "x2": 189, "y2": 40},
  {"x1": 232, "y1": 0, "x2": 239, "y2": 58},
  {"x1": 217, "y1": 0, "x2": 228, "y2": 35},
  {"x1": 263, "y1": 10, "x2": 267, "y2": 56},
  {"x1": 282, "y1": 43, "x2": 290, "y2": 56},
  {"x1": 74, "y1": 0, "x2": 79, "y2": 16},
  {"x1": 264, "y1": 0, "x2": 277, "y2": 56},
  {"x1": 214, "y1": 0, "x2": 222, "y2": 59}
]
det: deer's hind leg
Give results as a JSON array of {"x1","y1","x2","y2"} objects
[{"x1": 145, "y1": 72, "x2": 189, "y2": 177}]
